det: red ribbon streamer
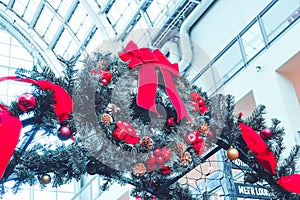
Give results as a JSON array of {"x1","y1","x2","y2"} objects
[
  {"x1": 0, "y1": 76, "x2": 73, "y2": 123},
  {"x1": 119, "y1": 41, "x2": 189, "y2": 122},
  {"x1": 277, "y1": 174, "x2": 300, "y2": 194},
  {"x1": 239, "y1": 122, "x2": 300, "y2": 194},
  {"x1": 0, "y1": 105, "x2": 22, "y2": 179},
  {"x1": 238, "y1": 122, "x2": 277, "y2": 174}
]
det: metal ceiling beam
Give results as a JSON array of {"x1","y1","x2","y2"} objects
[
  {"x1": 101, "y1": 0, "x2": 115, "y2": 14},
  {"x1": 48, "y1": 0, "x2": 80, "y2": 50},
  {"x1": 28, "y1": 0, "x2": 45, "y2": 28},
  {"x1": 6, "y1": 0, "x2": 15, "y2": 9},
  {"x1": 0, "y1": 3, "x2": 64, "y2": 75},
  {"x1": 81, "y1": 0, "x2": 112, "y2": 40},
  {"x1": 116, "y1": 0, "x2": 152, "y2": 42},
  {"x1": 73, "y1": 24, "x2": 98, "y2": 59}
]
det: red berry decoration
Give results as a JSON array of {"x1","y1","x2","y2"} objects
[
  {"x1": 160, "y1": 165, "x2": 172, "y2": 175},
  {"x1": 101, "y1": 70, "x2": 112, "y2": 85},
  {"x1": 167, "y1": 117, "x2": 174, "y2": 126},
  {"x1": 199, "y1": 106, "x2": 209, "y2": 115},
  {"x1": 101, "y1": 70, "x2": 112, "y2": 81},
  {"x1": 190, "y1": 92, "x2": 202, "y2": 101},
  {"x1": 185, "y1": 131, "x2": 199, "y2": 144},
  {"x1": 113, "y1": 121, "x2": 140, "y2": 144},
  {"x1": 193, "y1": 142, "x2": 205, "y2": 155},
  {"x1": 124, "y1": 135, "x2": 140, "y2": 144},
  {"x1": 147, "y1": 154, "x2": 157, "y2": 164},
  {"x1": 161, "y1": 146, "x2": 172, "y2": 161},
  {"x1": 260, "y1": 128, "x2": 272, "y2": 140},
  {"x1": 156, "y1": 156, "x2": 165, "y2": 164},
  {"x1": 17, "y1": 93, "x2": 36, "y2": 112},
  {"x1": 146, "y1": 146, "x2": 172, "y2": 173},
  {"x1": 101, "y1": 78, "x2": 109, "y2": 85},
  {"x1": 238, "y1": 112, "x2": 243, "y2": 118},
  {"x1": 112, "y1": 129, "x2": 126, "y2": 140},
  {"x1": 198, "y1": 99, "x2": 205, "y2": 107},
  {"x1": 57, "y1": 126, "x2": 72, "y2": 141},
  {"x1": 190, "y1": 101, "x2": 199, "y2": 111},
  {"x1": 153, "y1": 148, "x2": 162, "y2": 157},
  {"x1": 146, "y1": 162, "x2": 157, "y2": 172}
]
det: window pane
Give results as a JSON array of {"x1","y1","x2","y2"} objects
[
  {"x1": 211, "y1": 40, "x2": 244, "y2": 90},
  {"x1": 241, "y1": 22, "x2": 264, "y2": 61},
  {"x1": 262, "y1": 1, "x2": 300, "y2": 43}
]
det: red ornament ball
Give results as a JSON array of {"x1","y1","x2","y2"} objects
[
  {"x1": 167, "y1": 117, "x2": 174, "y2": 126},
  {"x1": 58, "y1": 126, "x2": 72, "y2": 141},
  {"x1": 207, "y1": 131, "x2": 216, "y2": 140},
  {"x1": 101, "y1": 70, "x2": 112, "y2": 81},
  {"x1": 17, "y1": 93, "x2": 36, "y2": 112},
  {"x1": 101, "y1": 70, "x2": 112, "y2": 85},
  {"x1": 198, "y1": 99, "x2": 205, "y2": 107},
  {"x1": 260, "y1": 128, "x2": 272, "y2": 139},
  {"x1": 101, "y1": 78, "x2": 109, "y2": 85}
]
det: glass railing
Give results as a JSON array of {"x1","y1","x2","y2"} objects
[{"x1": 190, "y1": 0, "x2": 300, "y2": 96}]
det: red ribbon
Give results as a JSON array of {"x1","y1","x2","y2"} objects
[
  {"x1": 0, "y1": 105, "x2": 22, "y2": 179},
  {"x1": 0, "y1": 76, "x2": 73, "y2": 123},
  {"x1": 277, "y1": 174, "x2": 300, "y2": 194},
  {"x1": 119, "y1": 41, "x2": 189, "y2": 122},
  {"x1": 239, "y1": 122, "x2": 300, "y2": 194}
]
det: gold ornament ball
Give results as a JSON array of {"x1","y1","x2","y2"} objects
[
  {"x1": 41, "y1": 174, "x2": 51, "y2": 184},
  {"x1": 227, "y1": 146, "x2": 239, "y2": 160}
]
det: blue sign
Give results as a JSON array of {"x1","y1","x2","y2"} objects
[
  {"x1": 235, "y1": 183, "x2": 271, "y2": 199},
  {"x1": 231, "y1": 159, "x2": 252, "y2": 170}
]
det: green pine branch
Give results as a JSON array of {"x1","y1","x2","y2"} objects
[
  {"x1": 277, "y1": 145, "x2": 300, "y2": 176},
  {"x1": 267, "y1": 118, "x2": 285, "y2": 161},
  {"x1": 245, "y1": 105, "x2": 266, "y2": 131}
]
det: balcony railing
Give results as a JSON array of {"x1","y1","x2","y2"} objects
[{"x1": 190, "y1": 0, "x2": 300, "y2": 95}]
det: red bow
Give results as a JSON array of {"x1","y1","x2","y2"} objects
[
  {"x1": 239, "y1": 122, "x2": 300, "y2": 194},
  {"x1": 119, "y1": 41, "x2": 189, "y2": 122},
  {"x1": 0, "y1": 105, "x2": 22, "y2": 179}
]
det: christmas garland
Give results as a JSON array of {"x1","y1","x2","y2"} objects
[{"x1": 0, "y1": 41, "x2": 299, "y2": 199}]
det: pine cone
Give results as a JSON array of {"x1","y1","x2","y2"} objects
[
  {"x1": 133, "y1": 163, "x2": 147, "y2": 176},
  {"x1": 107, "y1": 103, "x2": 120, "y2": 114},
  {"x1": 199, "y1": 122, "x2": 210, "y2": 136},
  {"x1": 175, "y1": 142, "x2": 186, "y2": 156},
  {"x1": 180, "y1": 152, "x2": 192, "y2": 166},
  {"x1": 140, "y1": 136, "x2": 153, "y2": 151},
  {"x1": 101, "y1": 113, "x2": 112, "y2": 125}
]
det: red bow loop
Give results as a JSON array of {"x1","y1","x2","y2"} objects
[
  {"x1": 0, "y1": 104, "x2": 22, "y2": 179},
  {"x1": 119, "y1": 41, "x2": 189, "y2": 121},
  {"x1": 119, "y1": 43, "x2": 158, "y2": 69},
  {"x1": 153, "y1": 49, "x2": 179, "y2": 76}
]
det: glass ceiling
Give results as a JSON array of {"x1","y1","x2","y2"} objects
[{"x1": 0, "y1": 0, "x2": 194, "y2": 73}]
